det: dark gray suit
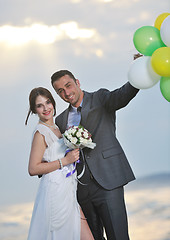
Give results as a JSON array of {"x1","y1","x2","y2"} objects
[{"x1": 55, "y1": 82, "x2": 139, "y2": 240}]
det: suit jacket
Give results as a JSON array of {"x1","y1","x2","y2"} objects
[{"x1": 55, "y1": 82, "x2": 139, "y2": 190}]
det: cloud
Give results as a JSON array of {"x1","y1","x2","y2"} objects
[
  {"x1": 0, "y1": 183, "x2": 170, "y2": 240},
  {"x1": 0, "y1": 22, "x2": 96, "y2": 46},
  {"x1": 0, "y1": 203, "x2": 33, "y2": 240},
  {"x1": 125, "y1": 187, "x2": 170, "y2": 240},
  {"x1": 82, "y1": 0, "x2": 141, "y2": 7}
]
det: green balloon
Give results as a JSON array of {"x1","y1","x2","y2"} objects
[
  {"x1": 133, "y1": 26, "x2": 166, "y2": 56},
  {"x1": 160, "y1": 77, "x2": 170, "y2": 102}
]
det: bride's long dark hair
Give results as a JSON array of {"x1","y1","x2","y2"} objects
[{"x1": 25, "y1": 87, "x2": 56, "y2": 125}]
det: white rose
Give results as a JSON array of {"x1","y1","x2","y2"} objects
[
  {"x1": 79, "y1": 137, "x2": 84, "y2": 143},
  {"x1": 67, "y1": 134, "x2": 72, "y2": 140},
  {"x1": 76, "y1": 131, "x2": 82, "y2": 138},
  {"x1": 83, "y1": 132, "x2": 89, "y2": 138},
  {"x1": 64, "y1": 131, "x2": 69, "y2": 137},
  {"x1": 72, "y1": 129, "x2": 77, "y2": 135},
  {"x1": 78, "y1": 128, "x2": 83, "y2": 132},
  {"x1": 71, "y1": 137, "x2": 78, "y2": 144},
  {"x1": 82, "y1": 139, "x2": 88, "y2": 145},
  {"x1": 68, "y1": 128, "x2": 73, "y2": 134}
]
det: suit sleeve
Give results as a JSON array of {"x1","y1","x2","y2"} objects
[{"x1": 98, "y1": 82, "x2": 139, "y2": 111}]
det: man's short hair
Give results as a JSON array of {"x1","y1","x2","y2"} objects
[{"x1": 51, "y1": 70, "x2": 76, "y2": 86}]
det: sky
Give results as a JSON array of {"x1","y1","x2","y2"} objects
[{"x1": 0, "y1": 0, "x2": 170, "y2": 207}]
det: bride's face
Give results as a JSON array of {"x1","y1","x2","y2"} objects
[{"x1": 35, "y1": 95, "x2": 54, "y2": 122}]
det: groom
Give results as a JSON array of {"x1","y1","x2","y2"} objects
[{"x1": 51, "y1": 70, "x2": 139, "y2": 240}]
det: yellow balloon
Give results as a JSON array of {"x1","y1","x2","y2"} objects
[
  {"x1": 154, "y1": 12, "x2": 170, "y2": 30},
  {"x1": 151, "y1": 47, "x2": 170, "y2": 77}
]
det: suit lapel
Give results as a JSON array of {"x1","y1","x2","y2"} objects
[
  {"x1": 57, "y1": 108, "x2": 69, "y2": 133},
  {"x1": 80, "y1": 91, "x2": 91, "y2": 127},
  {"x1": 63, "y1": 108, "x2": 69, "y2": 129}
]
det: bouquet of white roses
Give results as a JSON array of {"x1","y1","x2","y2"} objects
[
  {"x1": 63, "y1": 125, "x2": 96, "y2": 180},
  {"x1": 63, "y1": 125, "x2": 96, "y2": 150}
]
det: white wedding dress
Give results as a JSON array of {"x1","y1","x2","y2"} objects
[{"x1": 27, "y1": 124, "x2": 80, "y2": 240}]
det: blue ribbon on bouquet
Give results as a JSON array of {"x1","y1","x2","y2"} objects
[
  {"x1": 64, "y1": 149, "x2": 86, "y2": 184},
  {"x1": 64, "y1": 149, "x2": 80, "y2": 178}
]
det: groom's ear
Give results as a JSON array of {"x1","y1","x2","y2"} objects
[{"x1": 75, "y1": 79, "x2": 80, "y2": 87}]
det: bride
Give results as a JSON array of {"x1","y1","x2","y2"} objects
[{"x1": 25, "y1": 87, "x2": 94, "y2": 240}]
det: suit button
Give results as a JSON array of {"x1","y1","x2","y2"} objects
[{"x1": 86, "y1": 155, "x2": 90, "y2": 159}]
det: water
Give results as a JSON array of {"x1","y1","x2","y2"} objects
[{"x1": 0, "y1": 174, "x2": 170, "y2": 240}]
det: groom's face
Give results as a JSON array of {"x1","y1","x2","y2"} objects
[{"x1": 53, "y1": 74, "x2": 83, "y2": 107}]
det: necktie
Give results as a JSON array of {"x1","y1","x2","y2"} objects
[{"x1": 77, "y1": 106, "x2": 82, "y2": 112}]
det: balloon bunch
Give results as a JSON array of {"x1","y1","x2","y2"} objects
[{"x1": 128, "y1": 13, "x2": 170, "y2": 102}]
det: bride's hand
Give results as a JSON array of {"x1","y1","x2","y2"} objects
[{"x1": 63, "y1": 149, "x2": 80, "y2": 165}]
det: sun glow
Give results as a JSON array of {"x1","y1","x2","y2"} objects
[{"x1": 0, "y1": 22, "x2": 96, "y2": 46}]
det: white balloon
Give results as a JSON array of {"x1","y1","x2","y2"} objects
[
  {"x1": 160, "y1": 15, "x2": 170, "y2": 47},
  {"x1": 128, "y1": 56, "x2": 161, "y2": 89}
]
